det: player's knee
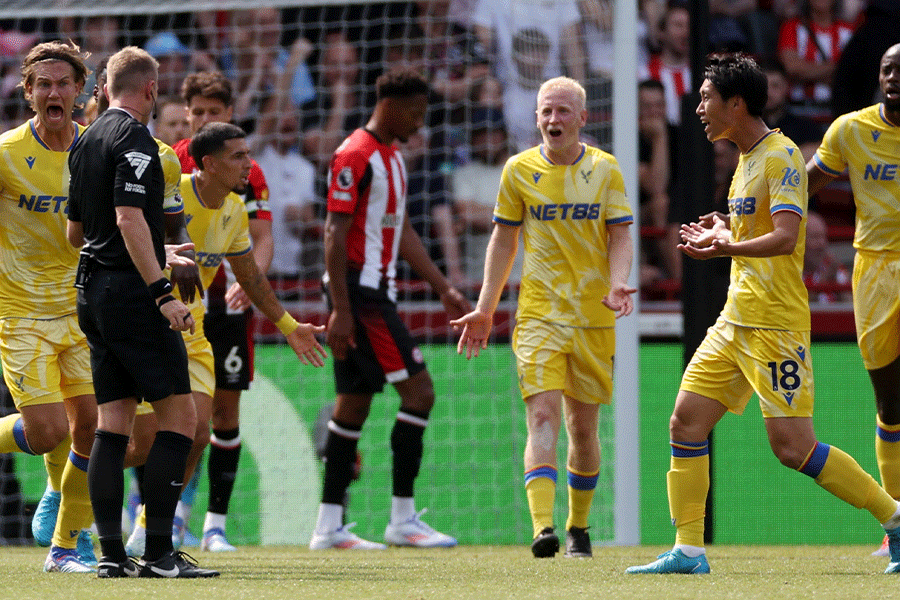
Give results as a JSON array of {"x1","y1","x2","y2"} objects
[
  {"x1": 69, "y1": 413, "x2": 98, "y2": 451},
  {"x1": 668, "y1": 412, "x2": 695, "y2": 441},
  {"x1": 193, "y1": 422, "x2": 211, "y2": 448},
  {"x1": 770, "y1": 442, "x2": 805, "y2": 470},
  {"x1": 26, "y1": 420, "x2": 69, "y2": 454}
]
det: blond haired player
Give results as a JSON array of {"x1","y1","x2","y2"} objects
[
  {"x1": 0, "y1": 40, "x2": 98, "y2": 573},
  {"x1": 452, "y1": 76, "x2": 635, "y2": 558},
  {"x1": 807, "y1": 43, "x2": 900, "y2": 557}
]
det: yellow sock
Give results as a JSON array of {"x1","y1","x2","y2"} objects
[
  {"x1": 565, "y1": 467, "x2": 599, "y2": 530},
  {"x1": 668, "y1": 440, "x2": 709, "y2": 548},
  {"x1": 52, "y1": 449, "x2": 92, "y2": 549},
  {"x1": 800, "y1": 442, "x2": 898, "y2": 524},
  {"x1": 44, "y1": 434, "x2": 71, "y2": 492},
  {"x1": 525, "y1": 465, "x2": 557, "y2": 538},
  {"x1": 876, "y1": 417, "x2": 900, "y2": 499},
  {"x1": 0, "y1": 414, "x2": 35, "y2": 454}
]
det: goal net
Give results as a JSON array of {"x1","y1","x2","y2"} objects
[{"x1": 0, "y1": 0, "x2": 638, "y2": 548}]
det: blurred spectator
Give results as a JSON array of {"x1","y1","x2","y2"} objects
[
  {"x1": 774, "y1": 0, "x2": 864, "y2": 22},
  {"x1": 0, "y1": 29, "x2": 37, "y2": 131},
  {"x1": 152, "y1": 95, "x2": 189, "y2": 147},
  {"x1": 761, "y1": 60, "x2": 823, "y2": 161},
  {"x1": 639, "y1": 2, "x2": 691, "y2": 125},
  {"x1": 301, "y1": 31, "x2": 368, "y2": 174},
  {"x1": 777, "y1": 0, "x2": 855, "y2": 118},
  {"x1": 144, "y1": 31, "x2": 192, "y2": 96},
  {"x1": 709, "y1": 0, "x2": 756, "y2": 52},
  {"x1": 219, "y1": 8, "x2": 316, "y2": 133},
  {"x1": 831, "y1": 0, "x2": 900, "y2": 117},
  {"x1": 400, "y1": 128, "x2": 466, "y2": 288},
  {"x1": 452, "y1": 106, "x2": 522, "y2": 283},
  {"x1": 803, "y1": 210, "x2": 851, "y2": 303},
  {"x1": 638, "y1": 79, "x2": 679, "y2": 283},
  {"x1": 472, "y1": 0, "x2": 586, "y2": 151},
  {"x1": 253, "y1": 94, "x2": 319, "y2": 280},
  {"x1": 410, "y1": 0, "x2": 492, "y2": 113},
  {"x1": 580, "y1": 0, "x2": 614, "y2": 81},
  {"x1": 640, "y1": 0, "x2": 666, "y2": 58},
  {"x1": 579, "y1": 0, "x2": 614, "y2": 144}
]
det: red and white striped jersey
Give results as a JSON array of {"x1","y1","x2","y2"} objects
[
  {"x1": 640, "y1": 54, "x2": 691, "y2": 125},
  {"x1": 327, "y1": 128, "x2": 407, "y2": 299},
  {"x1": 777, "y1": 18, "x2": 855, "y2": 104}
]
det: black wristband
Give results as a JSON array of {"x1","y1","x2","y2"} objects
[
  {"x1": 157, "y1": 295, "x2": 176, "y2": 307},
  {"x1": 148, "y1": 277, "x2": 173, "y2": 299}
]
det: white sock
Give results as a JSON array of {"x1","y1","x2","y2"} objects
[
  {"x1": 175, "y1": 500, "x2": 192, "y2": 523},
  {"x1": 203, "y1": 512, "x2": 227, "y2": 534},
  {"x1": 674, "y1": 544, "x2": 706, "y2": 558},
  {"x1": 391, "y1": 496, "x2": 416, "y2": 524},
  {"x1": 882, "y1": 502, "x2": 900, "y2": 530},
  {"x1": 315, "y1": 503, "x2": 344, "y2": 533}
]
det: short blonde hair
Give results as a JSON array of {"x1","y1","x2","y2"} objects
[
  {"x1": 536, "y1": 77, "x2": 586, "y2": 112},
  {"x1": 107, "y1": 46, "x2": 158, "y2": 96}
]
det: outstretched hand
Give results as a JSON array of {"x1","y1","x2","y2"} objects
[
  {"x1": 602, "y1": 282, "x2": 637, "y2": 318},
  {"x1": 450, "y1": 310, "x2": 492, "y2": 359},
  {"x1": 286, "y1": 323, "x2": 328, "y2": 367}
]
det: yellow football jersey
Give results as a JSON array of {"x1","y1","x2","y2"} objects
[
  {"x1": 179, "y1": 173, "x2": 252, "y2": 296},
  {"x1": 157, "y1": 139, "x2": 184, "y2": 213},
  {"x1": 0, "y1": 120, "x2": 85, "y2": 319},
  {"x1": 721, "y1": 130, "x2": 810, "y2": 332},
  {"x1": 494, "y1": 144, "x2": 633, "y2": 328},
  {"x1": 814, "y1": 103, "x2": 900, "y2": 252}
]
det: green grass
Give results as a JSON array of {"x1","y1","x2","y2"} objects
[{"x1": 3, "y1": 545, "x2": 895, "y2": 600}]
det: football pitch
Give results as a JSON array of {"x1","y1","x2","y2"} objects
[{"x1": 1, "y1": 545, "x2": 893, "y2": 600}]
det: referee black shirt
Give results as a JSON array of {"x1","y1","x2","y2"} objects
[{"x1": 68, "y1": 107, "x2": 166, "y2": 269}]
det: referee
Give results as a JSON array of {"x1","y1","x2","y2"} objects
[{"x1": 67, "y1": 47, "x2": 217, "y2": 579}]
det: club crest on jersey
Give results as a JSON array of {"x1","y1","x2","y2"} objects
[
  {"x1": 125, "y1": 151, "x2": 151, "y2": 179},
  {"x1": 25, "y1": 156, "x2": 36, "y2": 169},
  {"x1": 337, "y1": 166, "x2": 354, "y2": 189}
]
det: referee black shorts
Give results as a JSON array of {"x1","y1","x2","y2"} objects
[
  {"x1": 77, "y1": 268, "x2": 191, "y2": 405},
  {"x1": 328, "y1": 274, "x2": 426, "y2": 396}
]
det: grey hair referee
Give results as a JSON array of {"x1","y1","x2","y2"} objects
[{"x1": 67, "y1": 46, "x2": 217, "y2": 579}]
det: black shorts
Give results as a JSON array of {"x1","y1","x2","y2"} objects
[
  {"x1": 77, "y1": 268, "x2": 191, "y2": 404},
  {"x1": 203, "y1": 310, "x2": 254, "y2": 391},
  {"x1": 328, "y1": 275, "x2": 426, "y2": 395}
]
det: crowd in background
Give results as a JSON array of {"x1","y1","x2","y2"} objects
[{"x1": 1, "y1": 0, "x2": 895, "y2": 304}]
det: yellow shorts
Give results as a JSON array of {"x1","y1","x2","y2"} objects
[
  {"x1": 184, "y1": 327, "x2": 214, "y2": 399},
  {"x1": 0, "y1": 315, "x2": 94, "y2": 408},
  {"x1": 512, "y1": 318, "x2": 614, "y2": 404},
  {"x1": 853, "y1": 250, "x2": 900, "y2": 370},
  {"x1": 681, "y1": 317, "x2": 814, "y2": 418}
]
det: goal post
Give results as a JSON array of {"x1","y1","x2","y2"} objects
[{"x1": 0, "y1": 0, "x2": 641, "y2": 547}]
